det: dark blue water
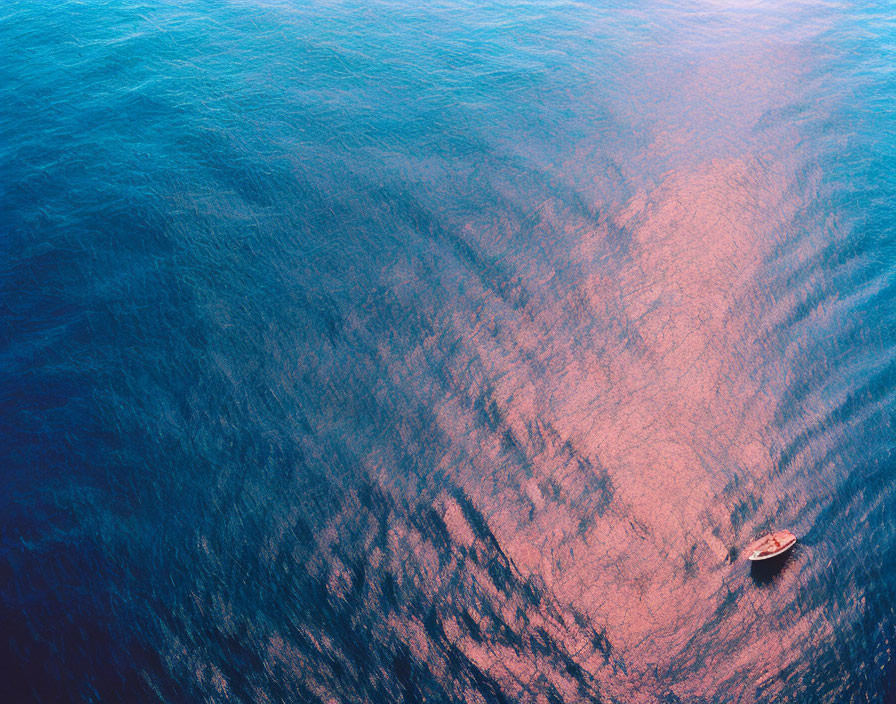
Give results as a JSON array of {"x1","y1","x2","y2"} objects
[{"x1": 2, "y1": 1, "x2": 894, "y2": 702}]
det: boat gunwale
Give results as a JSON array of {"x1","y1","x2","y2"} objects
[{"x1": 746, "y1": 531, "x2": 797, "y2": 561}]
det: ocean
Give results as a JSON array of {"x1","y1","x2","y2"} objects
[{"x1": 1, "y1": 0, "x2": 894, "y2": 701}]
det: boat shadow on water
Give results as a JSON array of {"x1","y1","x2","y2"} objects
[{"x1": 749, "y1": 548, "x2": 797, "y2": 586}]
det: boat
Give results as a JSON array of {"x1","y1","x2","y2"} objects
[{"x1": 746, "y1": 530, "x2": 797, "y2": 561}]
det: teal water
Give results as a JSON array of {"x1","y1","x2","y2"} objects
[{"x1": 1, "y1": 1, "x2": 895, "y2": 702}]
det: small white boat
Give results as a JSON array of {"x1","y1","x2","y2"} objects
[{"x1": 746, "y1": 530, "x2": 797, "y2": 561}]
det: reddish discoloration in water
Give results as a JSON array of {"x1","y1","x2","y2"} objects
[{"x1": 366, "y1": 36, "x2": 836, "y2": 704}]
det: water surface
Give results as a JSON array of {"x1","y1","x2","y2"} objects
[{"x1": 1, "y1": 0, "x2": 894, "y2": 701}]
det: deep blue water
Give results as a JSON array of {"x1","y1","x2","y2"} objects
[{"x1": 1, "y1": 1, "x2": 895, "y2": 702}]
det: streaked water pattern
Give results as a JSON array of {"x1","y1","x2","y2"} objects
[{"x1": 1, "y1": 0, "x2": 895, "y2": 701}]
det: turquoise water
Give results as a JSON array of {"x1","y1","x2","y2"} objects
[{"x1": 1, "y1": 1, "x2": 895, "y2": 701}]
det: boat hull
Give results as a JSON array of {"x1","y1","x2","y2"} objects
[{"x1": 746, "y1": 530, "x2": 797, "y2": 561}]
